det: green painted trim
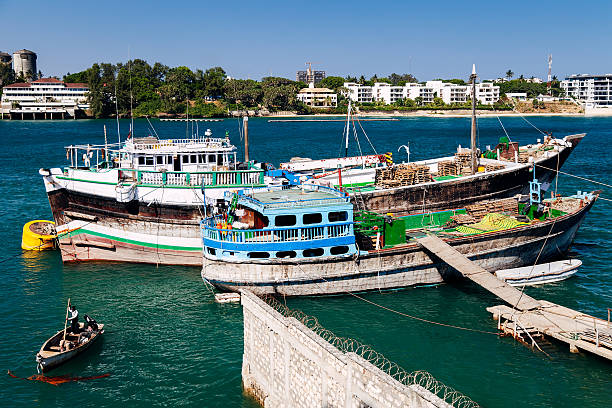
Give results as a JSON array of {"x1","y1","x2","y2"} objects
[
  {"x1": 56, "y1": 176, "x2": 265, "y2": 189},
  {"x1": 57, "y1": 176, "x2": 117, "y2": 185},
  {"x1": 63, "y1": 228, "x2": 202, "y2": 251}
]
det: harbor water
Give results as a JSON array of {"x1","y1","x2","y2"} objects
[{"x1": 0, "y1": 116, "x2": 611, "y2": 407}]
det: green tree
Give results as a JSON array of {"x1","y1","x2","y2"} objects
[
  {"x1": 0, "y1": 63, "x2": 15, "y2": 87},
  {"x1": 318, "y1": 76, "x2": 345, "y2": 91},
  {"x1": 414, "y1": 96, "x2": 423, "y2": 106},
  {"x1": 203, "y1": 67, "x2": 226, "y2": 98},
  {"x1": 223, "y1": 79, "x2": 262, "y2": 107},
  {"x1": 505, "y1": 70, "x2": 514, "y2": 80},
  {"x1": 261, "y1": 77, "x2": 300, "y2": 111},
  {"x1": 389, "y1": 73, "x2": 418, "y2": 85}
]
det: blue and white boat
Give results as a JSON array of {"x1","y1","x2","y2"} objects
[
  {"x1": 201, "y1": 184, "x2": 356, "y2": 263},
  {"x1": 200, "y1": 183, "x2": 598, "y2": 296}
]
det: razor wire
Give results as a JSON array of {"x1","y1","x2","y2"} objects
[{"x1": 263, "y1": 295, "x2": 480, "y2": 408}]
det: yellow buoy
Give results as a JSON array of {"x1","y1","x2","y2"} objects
[
  {"x1": 21, "y1": 220, "x2": 56, "y2": 251},
  {"x1": 478, "y1": 166, "x2": 486, "y2": 172}
]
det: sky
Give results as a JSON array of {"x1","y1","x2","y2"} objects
[{"x1": 1, "y1": 0, "x2": 611, "y2": 82}]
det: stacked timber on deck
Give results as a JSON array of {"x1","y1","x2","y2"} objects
[
  {"x1": 375, "y1": 164, "x2": 431, "y2": 188},
  {"x1": 465, "y1": 198, "x2": 518, "y2": 218}
]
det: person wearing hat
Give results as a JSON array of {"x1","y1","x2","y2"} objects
[{"x1": 67, "y1": 305, "x2": 79, "y2": 334}]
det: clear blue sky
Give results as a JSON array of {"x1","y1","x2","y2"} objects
[{"x1": 1, "y1": 0, "x2": 611, "y2": 81}]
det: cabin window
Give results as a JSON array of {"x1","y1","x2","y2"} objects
[
  {"x1": 303, "y1": 248, "x2": 324, "y2": 257},
  {"x1": 330, "y1": 246, "x2": 349, "y2": 255},
  {"x1": 206, "y1": 248, "x2": 216, "y2": 255},
  {"x1": 208, "y1": 154, "x2": 216, "y2": 163},
  {"x1": 248, "y1": 252, "x2": 270, "y2": 259},
  {"x1": 199, "y1": 154, "x2": 206, "y2": 163},
  {"x1": 190, "y1": 154, "x2": 197, "y2": 163},
  {"x1": 182, "y1": 155, "x2": 189, "y2": 164},
  {"x1": 166, "y1": 155, "x2": 173, "y2": 164},
  {"x1": 156, "y1": 156, "x2": 164, "y2": 165},
  {"x1": 138, "y1": 156, "x2": 145, "y2": 165},
  {"x1": 217, "y1": 154, "x2": 223, "y2": 165},
  {"x1": 145, "y1": 156, "x2": 154, "y2": 166},
  {"x1": 275, "y1": 215, "x2": 296, "y2": 227},
  {"x1": 329, "y1": 211, "x2": 348, "y2": 222},
  {"x1": 276, "y1": 251, "x2": 296, "y2": 258},
  {"x1": 303, "y1": 213, "x2": 323, "y2": 225}
]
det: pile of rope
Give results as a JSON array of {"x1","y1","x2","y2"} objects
[
  {"x1": 456, "y1": 213, "x2": 527, "y2": 235},
  {"x1": 263, "y1": 295, "x2": 480, "y2": 408}
]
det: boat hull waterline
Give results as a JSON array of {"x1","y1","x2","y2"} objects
[{"x1": 201, "y1": 198, "x2": 595, "y2": 296}]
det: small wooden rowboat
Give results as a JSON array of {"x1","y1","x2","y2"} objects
[
  {"x1": 495, "y1": 259, "x2": 582, "y2": 286},
  {"x1": 36, "y1": 322, "x2": 104, "y2": 373}
]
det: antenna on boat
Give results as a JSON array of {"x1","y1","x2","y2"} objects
[
  {"x1": 186, "y1": 100, "x2": 189, "y2": 138},
  {"x1": 344, "y1": 99, "x2": 351, "y2": 157},
  {"x1": 114, "y1": 72, "x2": 121, "y2": 144},
  {"x1": 470, "y1": 64, "x2": 478, "y2": 173},
  {"x1": 128, "y1": 47, "x2": 134, "y2": 139}
]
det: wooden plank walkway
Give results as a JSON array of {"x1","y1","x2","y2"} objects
[
  {"x1": 488, "y1": 302, "x2": 612, "y2": 360},
  {"x1": 415, "y1": 234, "x2": 541, "y2": 311}
]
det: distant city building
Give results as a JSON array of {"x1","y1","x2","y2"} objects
[
  {"x1": 473, "y1": 82, "x2": 500, "y2": 105},
  {"x1": 506, "y1": 92, "x2": 528, "y2": 101},
  {"x1": 525, "y1": 77, "x2": 543, "y2": 83},
  {"x1": 12, "y1": 49, "x2": 37, "y2": 80},
  {"x1": 561, "y1": 74, "x2": 612, "y2": 114},
  {"x1": 343, "y1": 81, "x2": 499, "y2": 106},
  {"x1": 297, "y1": 83, "x2": 337, "y2": 108},
  {"x1": 297, "y1": 63, "x2": 325, "y2": 85},
  {"x1": 1, "y1": 77, "x2": 89, "y2": 119}
]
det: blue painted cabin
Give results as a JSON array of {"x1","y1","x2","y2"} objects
[{"x1": 201, "y1": 184, "x2": 357, "y2": 261}]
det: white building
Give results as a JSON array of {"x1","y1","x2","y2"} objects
[
  {"x1": 561, "y1": 74, "x2": 612, "y2": 114},
  {"x1": 296, "y1": 83, "x2": 337, "y2": 108},
  {"x1": 1, "y1": 77, "x2": 89, "y2": 119},
  {"x1": 506, "y1": 92, "x2": 527, "y2": 101},
  {"x1": 473, "y1": 83, "x2": 500, "y2": 105},
  {"x1": 343, "y1": 81, "x2": 499, "y2": 106}
]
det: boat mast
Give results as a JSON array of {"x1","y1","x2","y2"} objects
[
  {"x1": 344, "y1": 99, "x2": 351, "y2": 157},
  {"x1": 470, "y1": 64, "x2": 478, "y2": 173},
  {"x1": 243, "y1": 116, "x2": 249, "y2": 163}
]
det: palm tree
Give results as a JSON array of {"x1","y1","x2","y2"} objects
[{"x1": 506, "y1": 70, "x2": 514, "y2": 81}]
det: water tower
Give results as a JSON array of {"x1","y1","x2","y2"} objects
[{"x1": 12, "y1": 49, "x2": 37, "y2": 80}]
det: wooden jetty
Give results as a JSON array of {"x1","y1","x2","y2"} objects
[
  {"x1": 488, "y1": 302, "x2": 612, "y2": 359},
  {"x1": 416, "y1": 233, "x2": 612, "y2": 361},
  {"x1": 415, "y1": 234, "x2": 541, "y2": 311}
]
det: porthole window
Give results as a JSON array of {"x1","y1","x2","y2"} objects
[
  {"x1": 248, "y1": 252, "x2": 270, "y2": 259},
  {"x1": 330, "y1": 246, "x2": 349, "y2": 255},
  {"x1": 329, "y1": 211, "x2": 348, "y2": 222},
  {"x1": 303, "y1": 248, "x2": 324, "y2": 257},
  {"x1": 207, "y1": 248, "x2": 216, "y2": 255},
  {"x1": 303, "y1": 213, "x2": 323, "y2": 225},
  {"x1": 275, "y1": 215, "x2": 296, "y2": 227},
  {"x1": 276, "y1": 251, "x2": 297, "y2": 258}
]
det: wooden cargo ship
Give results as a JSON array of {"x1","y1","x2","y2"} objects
[
  {"x1": 200, "y1": 184, "x2": 598, "y2": 295},
  {"x1": 40, "y1": 131, "x2": 266, "y2": 265}
]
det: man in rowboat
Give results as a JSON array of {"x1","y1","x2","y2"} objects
[{"x1": 67, "y1": 305, "x2": 79, "y2": 334}]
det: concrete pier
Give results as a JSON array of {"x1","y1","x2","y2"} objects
[{"x1": 240, "y1": 290, "x2": 477, "y2": 408}]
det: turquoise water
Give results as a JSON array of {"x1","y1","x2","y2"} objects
[{"x1": 0, "y1": 116, "x2": 610, "y2": 407}]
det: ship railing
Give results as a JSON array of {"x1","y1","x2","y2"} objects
[
  {"x1": 234, "y1": 183, "x2": 350, "y2": 211},
  {"x1": 201, "y1": 218, "x2": 353, "y2": 245},
  {"x1": 134, "y1": 168, "x2": 265, "y2": 187},
  {"x1": 128, "y1": 137, "x2": 233, "y2": 150}
]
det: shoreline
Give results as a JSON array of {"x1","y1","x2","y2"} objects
[{"x1": 263, "y1": 110, "x2": 588, "y2": 119}]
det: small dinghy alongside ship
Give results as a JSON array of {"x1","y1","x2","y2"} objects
[{"x1": 495, "y1": 259, "x2": 582, "y2": 286}]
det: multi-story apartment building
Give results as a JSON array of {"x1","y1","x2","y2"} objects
[
  {"x1": 1, "y1": 77, "x2": 89, "y2": 119},
  {"x1": 472, "y1": 82, "x2": 499, "y2": 105},
  {"x1": 296, "y1": 69, "x2": 326, "y2": 85},
  {"x1": 343, "y1": 81, "x2": 499, "y2": 106},
  {"x1": 561, "y1": 74, "x2": 612, "y2": 114}
]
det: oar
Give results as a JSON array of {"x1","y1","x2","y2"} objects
[{"x1": 62, "y1": 298, "x2": 71, "y2": 343}]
